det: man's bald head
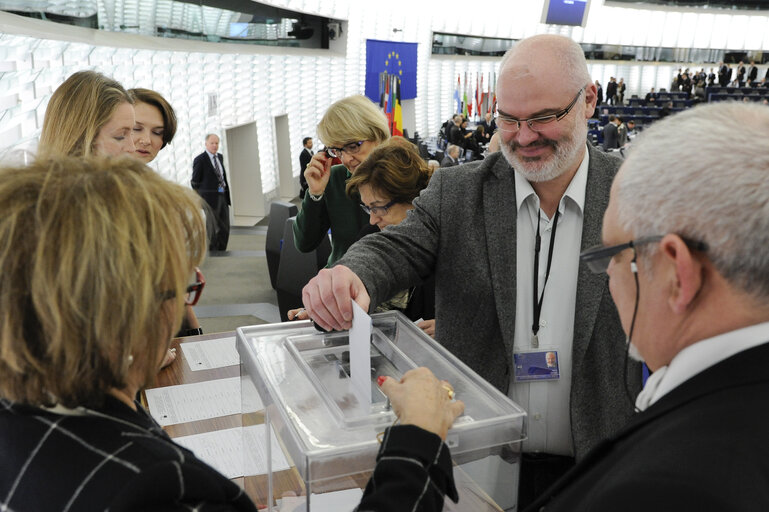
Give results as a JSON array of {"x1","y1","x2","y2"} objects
[{"x1": 498, "y1": 35, "x2": 591, "y2": 95}]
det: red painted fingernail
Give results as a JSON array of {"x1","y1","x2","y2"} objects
[{"x1": 377, "y1": 376, "x2": 387, "y2": 387}]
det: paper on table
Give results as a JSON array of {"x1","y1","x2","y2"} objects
[
  {"x1": 311, "y1": 488, "x2": 363, "y2": 511},
  {"x1": 349, "y1": 300, "x2": 372, "y2": 407},
  {"x1": 278, "y1": 488, "x2": 363, "y2": 512},
  {"x1": 180, "y1": 336, "x2": 239, "y2": 371},
  {"x1": 174, "y1": 425, "x2": 290, "y2": 479},
  {"x1": 145, "y1": 376, "x2": 240, "y2": 426}
]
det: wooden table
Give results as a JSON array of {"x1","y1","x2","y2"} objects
[{"x1": 142, "y1": 331, "x2": 308, "y2": 509}]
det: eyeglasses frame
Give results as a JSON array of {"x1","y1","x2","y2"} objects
[
  {"x1": 325, "y1": 140, "x2": 365, "y2": 159},
  {"x1": 360, "y1": 199, "x2": 398, "y2": 217},
  {"x1": 496, "y1": 88, "x2": 584, "y2": 133}
]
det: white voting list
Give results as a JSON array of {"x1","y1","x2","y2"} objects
[
  {"x1": 174, "y1": 425, "x2": 290, "y2": 479},
  {"x1": 145, "y1": 376, "x2": 240, "y2": 426},
  {"x1": 180, "y1": 336, "x2": 240, "y2": 371}
]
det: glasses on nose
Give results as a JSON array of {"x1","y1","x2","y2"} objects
[
  {"x1": 360, "y1": 199, "x2": 397, "y2": 216},
  {"x1": 325, "y1": 141, "x2": 364, "y2": 159},
  {"x1": 580, "y1": 236, "x2": 708, "y2": 274},
  {"x1": 160, "y1": 267, "x2": 206, "y2": 305},
  {"x1": 496, "y1": 88, "x2": 584, "y2": 134}
]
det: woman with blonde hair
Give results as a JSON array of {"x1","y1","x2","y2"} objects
[
  {"x1": 293, "y1": 94, "x2": 390, "y2": 267},
  {"x1": 39, "y1": 70, "x2": 135, "y2": 157},
  {"x1": 0, "y1": 156, "x2": 462, "y2": 511}
]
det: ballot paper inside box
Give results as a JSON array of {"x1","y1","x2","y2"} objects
[{"x1": 237, "y1": 311, "x2": 527, "y2": 511}]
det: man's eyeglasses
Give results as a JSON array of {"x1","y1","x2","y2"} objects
[
  {"x1": 580, "y1": 236, "x2": 708, "y2": 274},
  {"x1": 360, "y1": 199, "x2": 397, "y2": 217},
  {"x1": 160, "y1": 267, "x2": 206, "y2": 305},
  {"x1": 325, "y1": 141, "x2": 364, "y2": 159},
  {"x1": 496, "y1": 88, "x2": 584, "y2": 133}
]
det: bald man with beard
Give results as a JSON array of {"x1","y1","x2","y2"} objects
[{"x1": 301, "y1": 34, "x2": 640, "y2": 508}]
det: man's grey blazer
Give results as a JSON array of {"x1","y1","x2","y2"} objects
[{"x1": 338, "y1": 145, "x2": 642, "y2": 459}]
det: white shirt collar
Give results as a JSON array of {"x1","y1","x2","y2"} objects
[
  {"x1": 514, "y1": 144, "x2": 589, "y2": 216},
  {"x1": 206, "y1": 150, "x2": 217, "y2": 159},
  {"x1": 636, "y1": 321, "x2": 769, "y2": 411}
]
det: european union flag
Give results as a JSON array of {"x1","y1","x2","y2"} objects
[{"x1": 365, "y1": 39, "x2": 418, "y2": 102}]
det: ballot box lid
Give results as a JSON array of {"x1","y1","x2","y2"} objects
[{"x1": 237, "y1": 311, "x2": 526, "y2": 483}]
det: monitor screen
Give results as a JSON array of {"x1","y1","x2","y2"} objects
[
  {"x1": 229, "y1": 23, "x2": 250, "y2": 38},
  {"x1": 541, "y1": 0, "x2": 591, "y2": 27}
]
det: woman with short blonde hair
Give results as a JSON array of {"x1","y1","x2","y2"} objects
[
  {"x1": 293, "y1": 95, "x2": 391, "y2": 269},
  {"x1": 39, "y1": 70, "x2": 135, "y2": 157}
]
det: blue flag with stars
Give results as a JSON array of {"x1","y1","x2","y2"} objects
[{"x1": 365, "y1": 39, "x2": 418, "y2": 102}]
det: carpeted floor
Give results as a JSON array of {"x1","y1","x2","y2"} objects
[{"x1": 193, "y1": 207, "x2": 296, "y2": 335}]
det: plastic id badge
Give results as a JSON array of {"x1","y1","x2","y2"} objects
[{"x1": 513, "y1": 349, "x2": 560, "y2": 382}]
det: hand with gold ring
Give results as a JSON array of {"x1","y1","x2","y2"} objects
[
  {"x1": 286, "y1": 307, "x2": 309, "y2": 321},
  {"x1": 377, "y1": 367, "x2": 464, "y2": 440}
]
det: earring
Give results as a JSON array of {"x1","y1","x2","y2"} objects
[{"x1": 127, "y1": 354, "x2": 134, "y2": 366}]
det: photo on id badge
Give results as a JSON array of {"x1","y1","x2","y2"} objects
[{"x1": 514, "y1": 349, "x2": 560, "y2": 382}]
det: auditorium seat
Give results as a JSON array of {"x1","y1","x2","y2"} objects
[
  {"x1": 265, "y1": 201, "x2": 298, "y2": 289},
  {"x1": 275, "y1": 217, "x2": 331, "y2": 321}
]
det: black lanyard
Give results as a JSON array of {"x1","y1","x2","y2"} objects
[{"x1": 531, "y1": 208, "x2": 560, "y2": 348}]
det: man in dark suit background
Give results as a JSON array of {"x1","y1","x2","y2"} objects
[
  {"x1": 748, "y1": 60, "x2": 758, "y2": 84},
  {"x1": 529, "y1": 101, "x2": 769, "y2": 512},
  {"x1": 440, "y1": 145, "x2": 460, "y2": 167},
  {"x1": 192, "y1": 133, "x2": 231, "y2": 251},
  {"x1": 602, "y1": 115, "x2": 619, "y2": 151},
  {"x1": 298, "y1": 136, "x2": 313, "y2": 199},
  {"x1": 718, "y1": 61, "x2": 729, "y2": 86},
  {"x1": 606, "y1": 77, "x2": 617, "y2": 105},
  {"x1": 302, "y1": 34, "x2": 640, "y2": 510},
  {"x1": 447, "y1": 114, "x2": 463, "y2": 147}
]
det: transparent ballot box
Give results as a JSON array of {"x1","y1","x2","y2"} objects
[{"x1": 237, "y1": 311, "x2": 527, "y2": 511}]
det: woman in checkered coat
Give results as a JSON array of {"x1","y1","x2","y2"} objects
[{"x1": 0, "y1": 156, "x2": 464, "y2": 512}]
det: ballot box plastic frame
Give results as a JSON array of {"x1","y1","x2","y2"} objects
[{"x1": 237, "y1": 311, "x2": 527, "y2": 510}]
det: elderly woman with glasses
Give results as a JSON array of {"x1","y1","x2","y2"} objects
[{"x1": 293, "y1": 95, "x2": 390, "y2": 267}]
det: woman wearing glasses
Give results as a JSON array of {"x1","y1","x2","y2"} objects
[
  {"x1": 345, "y1": 138, "x2": 437, "y2": 336},
  {"x1": 0, "y1": 156, "x2": 462, "y2": 511},
  {"x1": 293, "y1": 95, "x2": 390, "y2": 267}
]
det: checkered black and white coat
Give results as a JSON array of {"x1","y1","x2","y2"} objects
[{"x1": 0, "y1": 396, "x2": 256, "y2": 512}]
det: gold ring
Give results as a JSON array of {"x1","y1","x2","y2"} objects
[{"x1": 442, "y1": 385, "x2": 455, "y2": 400}]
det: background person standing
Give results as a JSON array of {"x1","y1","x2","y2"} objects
[
  {"x1": 192, "y1": 133, "x2": 231, "y2": 251},
  {"x1": 299, "y1": 136, "x2": 313, "y2": 199}
]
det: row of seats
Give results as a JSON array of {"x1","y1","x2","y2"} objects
[
  {"x1": 265, "y1": 201, "x2": 331, "y2": 321},
  {"x1": 710, "y1": 93, "x2": 769, "y2": 102}
]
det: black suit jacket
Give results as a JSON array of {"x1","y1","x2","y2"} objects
[
  {"x1": 748, "y1": 65, "x2": 758, "y2": 82},
  {"x1": 299, "y1": 148, "x2": 312, "y2": 197},
  {"x1": 191, "y1": 151, "x2": 231, "y2": 207},
  {"x1": 447, "y1": 124, "x2": 463, "y2": 146},
  {"x1": 529, "y1": 341, "x2": 769, "y2": 512},
  {"x1": 602, "y1": 122, "x2": 619, "y2": 151},
  {"x1": 440, "y1": 155, "x2": 459, "y2": 167}
]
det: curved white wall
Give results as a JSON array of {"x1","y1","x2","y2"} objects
[{"x1": 0, "y1": 0, "x2": 767, "y2": 194}]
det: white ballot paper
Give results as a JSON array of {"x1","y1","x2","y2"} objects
[
  {"x1": 181, "y1": 336, "x2": 239, "y2": 371},
  {"x1": 145, "y1": 376, "x2": 240, "y2": 426},
  {"x1": 349, "y1": 300, "x2": 372, "y2": 407},
  {"x1": 174, "y1": 425, "x2": 290, "y2": 479}
]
